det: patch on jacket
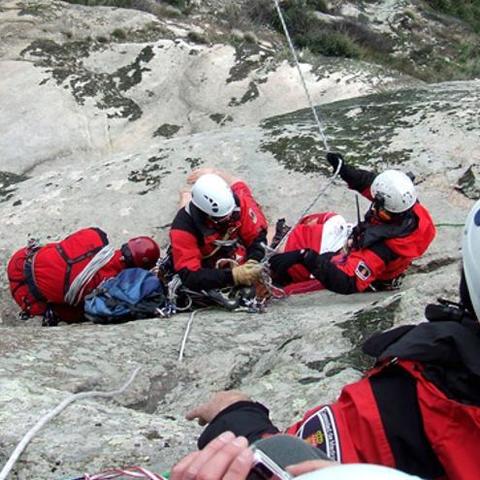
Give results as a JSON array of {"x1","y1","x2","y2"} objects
[
  {"x1": 297, "y1": 406, "x2": 341, "y2": 462},
  {"x1": 355, "y1": 261, "x2": 371, "y2": 281}
]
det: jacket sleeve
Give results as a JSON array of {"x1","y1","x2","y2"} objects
[
  {"x1": 170, "y1": 228, "x2": 234, "y2": 290},
  {"x1": 303, "y1": 243, "x2": 396, "y2": 294},
  {"x1": 246, "y1": 229, "x2": 268, "y2": 262},
  {"x1": 233, "y1": 182, "x2": 268, "y2": 261},
  {"x1": 197, "y1": 401, "x2": 279, "y2": 448},
  {"x1": 339, "y1": 165, "x2": 376, "y2": 200}
]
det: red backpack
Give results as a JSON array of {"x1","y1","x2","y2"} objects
[{"x1": 7, "y1": 227, "x2": 122, "y2": 320}]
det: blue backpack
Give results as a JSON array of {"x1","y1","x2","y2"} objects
[{"x1": 84, "y1": 268, "x2": 167, "y2": 324}]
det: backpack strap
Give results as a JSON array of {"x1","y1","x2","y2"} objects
[
  {"x1": 55, "y1": 244, "x2": 104, "y2": 298},
  {"x1": 23, "y1": 251, "x2": 47, "y2": 303}
]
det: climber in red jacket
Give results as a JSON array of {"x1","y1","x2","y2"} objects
[
  {"x1": 269, "y1": 152, "x2": 436, "y2": 294},
  {"x1": 169, "y1": 168, "x2": 268, "y2": 292}
]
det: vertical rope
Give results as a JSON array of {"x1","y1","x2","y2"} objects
[{"x1": 272, "y1": 0, "x2": 330, "y2": 152}]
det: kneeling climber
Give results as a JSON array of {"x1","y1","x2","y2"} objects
[{"x1": 169, "y1": 168, "x2": 268, "y2": 292}]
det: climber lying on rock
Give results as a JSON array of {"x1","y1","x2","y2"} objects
[{"x1": 268, "y1": 153, "x2": 436, "y2": 294}]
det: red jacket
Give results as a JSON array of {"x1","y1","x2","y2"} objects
[
  {"x1": 331, "y1": 201, "x2": 436, "y2": 292},
  {"x1": 169, "y1": 181, "x2": 268, "y2": 291},
  {"x1": 197, "y1": 319, "x2": 480, "y2": 479},
  {"x1": 286, "y1": 358, "x2": 480, "y2": 480}
]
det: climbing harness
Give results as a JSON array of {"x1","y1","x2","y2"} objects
[{"x1": 0, "y1": 368, "x2": 141, "y2": 480}]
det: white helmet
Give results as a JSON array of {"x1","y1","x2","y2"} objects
[
  {"x1": 371, "y1": 170, "x2": 417, "y2": 214},
  {"x1": 462, "y1": 199, "x2": 480, "y2": 321},
  {"x1": 191, "y1": 173, "x2": 236, "y2": 217},
  {"x1": 298, "y1": 463, "x2": 423, "y2": 480}
]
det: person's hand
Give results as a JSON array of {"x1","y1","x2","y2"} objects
[
  {"x1": 232, "y1": 260, "x2": 263, "y2": 286},
  {"x1": 286, "y1": 459, "x2": 336, "y2": 476},
  {"x1": 186, "y1": 391, "x2": 251, "y2": 426},
  {"x1": 325, "y1": 152, "x2": 344, "y2": 173},
  {"x1": 171, "y1": 432, "x2": 253, "y2": 480},
  {"x1": 187, "y1": 167, "x2": 222, "y2": 184},
  {"x1": 179, "y1": 186, "x2": 192, "y2": 208}
]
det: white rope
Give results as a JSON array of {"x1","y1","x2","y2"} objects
[
  {"x1": 64, "y1": 245, "x2": 116, "y2": 305},
  {"x1": 178, "y1": 307, "x2": 210, "y2": 362},
  {"x1": 262, "y1": 0, "x2": 343, "y2": 255},
  {"x1": 0, "y1": 367, "x2": 141, "y2": 480},
  {"x1": 273, "y1": 0, "x2": 329, "y2": 152}
]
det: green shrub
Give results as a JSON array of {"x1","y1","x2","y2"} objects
[
  {"x1": 163, "y1": 0, "x2": 191, "y2": 10},
  {"x1": 424, "y1": 0, "x2": 480, "y2": 32},
  {"x1": 297, "y1": 29, "x2": 361, "y2": 58},
  {"x1": 306, "y1": 0, "x2": 329, "y2": 12}
]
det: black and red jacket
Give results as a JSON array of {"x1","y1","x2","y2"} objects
[
  {"x1": 279, "y1": 166, "x2": 436, "y2": 294},
  {"x1": 196, "y1": 315, "x2": 480, "y2": 480},
  {"x1": 169, "y1": 181, "x2": 268, "y2": 291}
]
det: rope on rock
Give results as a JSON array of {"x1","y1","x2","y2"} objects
[
  {"x1": 0, "y1": 368, "x2": 141, "y2": 480},
  {"x1": 266, "y1": 0, "x2": 342, "y2": 255},
  {"x1": 178, "y1": 307, "x2": 210, "y2": 362}
]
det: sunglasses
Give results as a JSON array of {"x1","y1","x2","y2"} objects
[{"x1": 372, "y1": 195, "x2": 393, "y2": 222}]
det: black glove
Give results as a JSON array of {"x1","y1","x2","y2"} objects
[
  {"x1": 269, "y1": 250, "x2": 304, "y2": 275},
  {"x1": 326, "y1": 152, "x2": 345, "y2": 173}
]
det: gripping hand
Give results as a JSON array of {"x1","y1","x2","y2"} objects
[
  {"x1": 232, "y1": 260, "x2": 263, "y2": 286},
  {"x1": 326, "y1": 152, "x2": 345, "y2": 173}
]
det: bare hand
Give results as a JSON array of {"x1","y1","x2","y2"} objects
[
  {"x1": 187, "y1": 167, "x2": 220, "y2": 184},
  {"x1": 171, "y1": 432, "x2": 253, "y2": 480},
  {"x1": 186, "y1": 391, "x2": 251, "y2": 426}
]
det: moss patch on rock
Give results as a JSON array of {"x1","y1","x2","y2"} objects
[
  {"x1": 260, "y1": 84, "x2": 479, "y2": 174},
  {"x1": 209, "y1": 113, "x2": 234, "y2": 125},
  {"x1": 0, "y1": 171, "x2": 28, "y2": 203},
  {"x1": 21, "y1": 40, "x2": 156, "y2": 121},
  {"x1": 306, "y1": 296, "x2": 401, "y2": 375},
  {"x1": 153, "y1": 124, "x2": 181, "y2": 139},
  {"x1": 128, "y1": 156, "x2": 170, "y2": 195}
]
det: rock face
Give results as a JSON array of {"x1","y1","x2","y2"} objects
[{"x1": 0, "y1": 1, "x2": 478, "y2": 479}]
